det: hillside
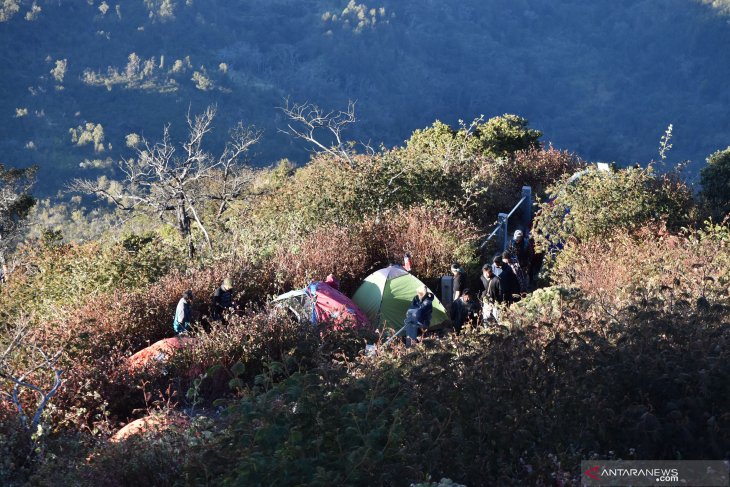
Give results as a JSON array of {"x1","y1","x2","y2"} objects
[
  {"x1": 1, "y1": 103, "x2": 729, "y2": 485},
  {"x1": 1, "y1": 0, "x2": 730, "y2": 194}
]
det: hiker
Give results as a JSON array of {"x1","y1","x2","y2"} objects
[
  {"x1": 451, "y1": 288, "x2": 476, "y2": 333},
  {"x1": 482, "y1": 266, "x2": 503, "y2": 323},
  {"x1": 450, "y1": 263, "x2": 466, "y2": 301},
  {"x1": 325, "y1": 273, "x2": 340, "y2": 290},
  {"x1": 479, "y1": 264, "x2": 491, "y2": 299},
  {"x1": 493, "y1": 255, "x2": 519, "y2": 305},
  {"x1": 211, "y1": 278, "x2": 234, "y2": 321},
  {"x1": 508, "y1": 230, "x2": 533, "y2": 289},
  {"x1": 503, "y1": 250, "x2": 529, "y2": 293},
  {"x1": 403, "y1": 284, "x2": 434, "y2": 346},
  {"x1": 173, "y1": 290, "x2": 194, "y2": 335}
]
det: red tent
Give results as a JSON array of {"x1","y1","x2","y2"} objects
[{"x1": 308, "y1": 282, "x2": 371, "y2": 330}]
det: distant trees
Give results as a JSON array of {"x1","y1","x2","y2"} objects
[
  {"x1": 70, "y1": 106, "x2": 260, "y2": 258},
  {"x1": 69, "y1": 122, "x2": 106, "y2": 153},
  {"x1": 0, "y1": 0, "x2": 21, "y2": 22},
  {"x1": 0, "y1": 163, "x2": 37, "y2": 279},
  {"x1": 50, "y1": 59, "x2": 66, "y2": 83},
  {"x1": 700, "y1": 147, "x2": 730, "y2": 221}
]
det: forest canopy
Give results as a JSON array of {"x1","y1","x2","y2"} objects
[{"x1": 1, "y1": 0, "x2": 730, "y2": 194}]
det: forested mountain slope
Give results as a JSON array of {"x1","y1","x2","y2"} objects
[{"x1": 1, "y1": 0, "x2": 730, "y2": 194}]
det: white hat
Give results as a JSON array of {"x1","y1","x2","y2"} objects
[{"x1": 514, "y1": 230, "x2": 524, "y2": 239}]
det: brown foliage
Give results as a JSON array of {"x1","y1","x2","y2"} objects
[
  {"x1": 273, "y1": 204, "x2": 480, "y2": 294},
  {"x1": 549, "y1": 223, "x2": 730, "y2": 316}
]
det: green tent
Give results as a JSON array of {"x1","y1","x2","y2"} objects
[{"x1": 352, "y1": 265, "x2": 448, "y2": 328}]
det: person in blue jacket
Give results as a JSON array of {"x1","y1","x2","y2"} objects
[
  {"x1": 173, "y1": 290, "x2": 194, "y2": 334},
  {"x1": 403, "y1": 285, "x2": 434, "y2": 347}
]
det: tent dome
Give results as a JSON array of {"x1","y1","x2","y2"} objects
[{"x1": 352, "y1": 265, "x2": 447, "y2": 328}]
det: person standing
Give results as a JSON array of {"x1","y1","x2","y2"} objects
[
  {"x1": 509, "y1": 230, "x2": 533, "y2": 290},
  {"x1": 451, "y1": 288, "x2": 475, "y2": 333},
  {"x1": 450, "y1": 263, "x2": 466, "y2": 302},
  {"x1": 503, "y1": 250, "x2": 528, "y2": 293},
  {"x1": 211, "y1": 278, "x2": 234, "y2": 321},
  {"x1": 173, "y1": 290, "x2": 194, "y2": 335},
  {"x1": 482, "y1": 266, "x2": 503, "y2": 323},
  {"x1": 403, "y1": 285, "x2": 434, "y2": 347},
  {"x1": 493, "y1": 256, "x2": 519, "y2": 305},
  {"x1": 480, "y1": 264, "x2": 491, "y2": 299}
]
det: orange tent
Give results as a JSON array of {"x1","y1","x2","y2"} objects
[
  {"x1": 110, "y1": 413, "x2": 189, "y2": 443},
  {"x1": 127, "y1": 337, "x2": 196, "y2": 374}
]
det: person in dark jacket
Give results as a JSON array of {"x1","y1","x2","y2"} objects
[
  {"x1": 482, "y1": 266, "x2": 503, "y2": 323},
  {"x1": 173, "y1": 290, "x2": 194, "y2": 334},
  {"x1": 509, "y1": 230, "x2": 534, "y2": 290},
  {"x1": 493, "y1": 256, "x2": 519, "y2": 305},
  {"x1": 450, "y1": 263, "x2": 466, "y2": 302},
  {"x1": 451, "y1": 288, "x2": 476, "y2": 333},
  {"x1": 403, "y1": 285, "x2": 434, "y2": 346},
  {"x1": 480, "y1": 264, "x2": 491, "y2": 299},
  {"x1": 211, "y1": 278, "x2": 234, "y2": 321}
]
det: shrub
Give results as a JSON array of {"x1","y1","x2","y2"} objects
[
  {"x1": 183, "y1": 299, "x2": 730, "y2": 486},
  {"x1": 548, "y1": 222, "x2": 730, "y2": 315},
  {"x1": 274, "y1": 204, "x2": 480, "y2": 294},
  {"x1": 699, "y1": 146, "x2": 730, "y2": 221},
  {"x1": 532, "y1": 166, "x2": 694, "y2": 251}
]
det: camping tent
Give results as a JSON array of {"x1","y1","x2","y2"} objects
[
  {"x1": 352, "y1": 265, "x2": 448, "y2": 328},
  {"x1": 127, "y1": 337, "x2": 196, "y2": 375},
  {"x1": 272, "y1": 281, "x2": 370, "y2": 329}
]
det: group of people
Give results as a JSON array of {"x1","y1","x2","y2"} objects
[
  {"x1": 173, "y1": 278, "x2": 236, "y2": 334},
  {"x1": 173, "y1": 232, "x2": 536, "y2": 344},
  {"x1": 402, "y1": 229, "x2": 537, "y2": 345}
]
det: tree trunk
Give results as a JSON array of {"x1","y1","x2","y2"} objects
[{"x1": 177, "y1": 201, "x2": 194, "y2": 258}]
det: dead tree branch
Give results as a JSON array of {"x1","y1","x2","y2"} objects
[
  {"x1": 279, "y1": 99, "x2": 357, "y2": 167},
  {"x1": 0, "y1": 318, "x2": 64, "y2": 434}
]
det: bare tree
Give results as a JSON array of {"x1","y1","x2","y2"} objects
[
  {"x1": 0, "y1": 164, "x2": 37, "y2": 281},
  {"x1": 0, "y1": 317, "x2": 63, "y2": 434},
  {"x1": 279, "y1": 99, "x2": 357, "y2": 167},
  {"x1": 70, "y1": 106, "x2": 261, "y2": 257}
]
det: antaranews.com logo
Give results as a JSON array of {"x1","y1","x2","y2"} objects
[{"x1": 580, "y1": 460, "x2": 728, "y2": 486}]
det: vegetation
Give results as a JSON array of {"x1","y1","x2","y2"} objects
[
  {"x1": 700, "y1": 147, "x2": 730, "y2": 221},
  {"x1": 1, "y1": 27, "x2": 730, "y2": 481}
]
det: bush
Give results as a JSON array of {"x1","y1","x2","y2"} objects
[
  {"x1": 547, "y1": 222, "x2": 730, "y2": 315},
  {"x1": 700, "y1": 146, "x2": 730, "y2": 221},
  {"x1": 0, "y1": 232, "x2": 186, "y2": 324},
  {"x1": 183, "y1": 298, "x2": 730, "y2": 486},
  {"x1": 533, "y1": 166, "x2": 694, "y2": 251},
  {"x1": 274, "y1": 204, "x2": 480, "y2": 294}
]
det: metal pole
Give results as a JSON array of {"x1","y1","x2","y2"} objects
[
  {"x1": 521, "y1": 186, "x2": 532, "y2": 232},
  {"x1": 498, "y1": 212, "x2": 508, "y2": 252}
]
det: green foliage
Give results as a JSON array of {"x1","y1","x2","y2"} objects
[
  {"x1": 533, "y1": 166, "x2": 694, "y2": 250},
  {"x1": 402, "y1": 115, "x2": 542, "y2": 162},
  {"x1": 0, "y1": 163, "x2": 37, "y2": 264},
  {"x1": 475, "y1": 114, "x2": 542, "y2": 158},
  {"x1": 700, "y1": 146, "x2": 730, "y2": 221},
  {"x1": 179, "y1": 296, "x2": 730, "y2": 486},
  {"x1": 2, "y1": 0, "x2": 730, "y2": 196},
  {"x1": 0, "y1": 230, "x2": 188, "y2": 328}
]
